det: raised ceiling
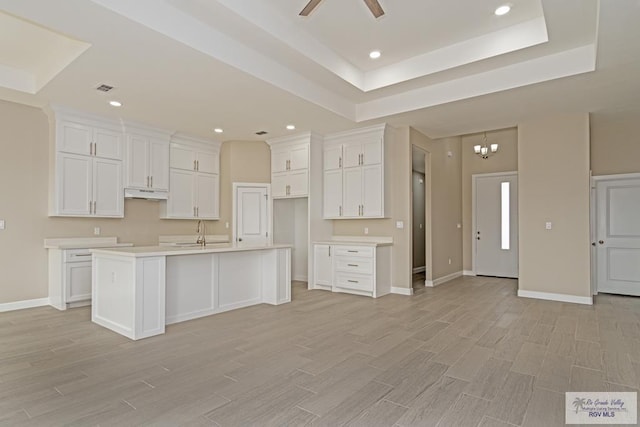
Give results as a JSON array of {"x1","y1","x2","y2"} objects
[{"x1": 0, "y1": 0, "x2": 637, "y2": 142}]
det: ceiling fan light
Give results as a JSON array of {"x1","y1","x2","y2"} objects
[
  {"x1": 491, "y1": 143, "x2": 499, "y2": 153},
  {"x1": 474, "y1": 145, "x2": 481, "y2": 154}
]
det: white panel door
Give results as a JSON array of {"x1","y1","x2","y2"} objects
[
  {"x1": 288, "y1": 170, "x2": 308, "y2": 197},
  {"x1": 126, "y1": 135, "x2": 149, "y2": 189},
  {"x1": 66, "y1": 262, "x2": 92, "y2": 302},
  {"x1": 289, "y1": 144, "x2": 309, "y2": 171},
  {"x1": 271, "y1": 173, "x2": 288, "y2": 198},
  {"x1": 59, "y1": 120, "x2": 92, "y2": 155},
  {"x1": 170, "y1": 144, "x2": 195, "y2": 171},
  {"x1": 236, "y1": 186, "x2": 269, "y2": 245},
  {"x1": 271, "y1": 149, "x2": 290, "y2": 173},
  {"x1": 362, "y1": 164, "x2": 382, "y2": 217},
  {"x1": 58, "y1": 153, "x2": 92, "y2": 216},
  {"x1": 149, "y1": 139, "x2": 169, "y2": 190},
  {"x1": 343, "y1": 167, "x2": 362, "y2": 217},
  {"x1": 474, "y1": 174, "x2": 518, "y2": 278},
  {"x1": 597, "y1": 178, "x2": 640, "y2": 295},
  {"x1": 323, "y1": 169, "x2": 343, "y2": 218},
  {"x1": 93, "y1": 127, "x2": 123, "y2": 160},
  {"x1": 93, "y1": 158, "x2": 123, "y2": 217},
  {"x1": 168, "y1": 169, "x2": 195, "y2": 218},
  {"x1": 362, "y1": 139, "x2": 382, "y2": 165},
  {"x1": 324, "y1": 145, "x2": 342, "y2": 171},
  {"x1": 196, "y1": 173, "x2": 219, "y2": 219},
  {"x1": 196, "y1": 151, "x2": 218, "y2": 174},
  {"x1": 314, "y1": 245, "x2": 333, "y2": 287},
  {"x1": 343, "y1": 144, "x2": 362, "y2": 168}
]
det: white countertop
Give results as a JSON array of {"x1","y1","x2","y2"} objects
[
  {"x1": 91, "y1": 243, "x2": 291, "y2": 258},
  {"x1": 44, "y1": 237, "x2": 133, "y2": 249},
  {"x1": 313, "y1": 236, "x2": 393, "y2": 247},
  {"x1": 158, "y1": 234, "x2": 229, "y2": 245}
]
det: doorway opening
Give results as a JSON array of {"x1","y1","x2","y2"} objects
[{"x1": 412, "y1": 145, "x2": 430, "y2": 290}]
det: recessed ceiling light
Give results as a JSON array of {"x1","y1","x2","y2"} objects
[
  {"x1": 286, "y1": 124, "x2": 296, "y2": 130},
  {"x1": 213, "y1": 128, "x2": 223, "y2": 133},
  {"x1": 109, "y1": 100, "x2": 122, "y2": 107},
  {"x1": 369, "y1": 50, "x2": 381, "y2": 59},
  {"x1": 494, "y1": 4, "x2": 511, "y2": 15}
]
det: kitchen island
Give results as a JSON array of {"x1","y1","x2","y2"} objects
[{"x1": 91, "y1": 243, "x2": 291, "y2": 340}]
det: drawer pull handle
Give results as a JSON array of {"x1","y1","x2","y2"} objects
[
  {"x1": 347, "y1": 250, "x2": 358, "y2": 253},
  {"x1": 347, "y1": 264, "x2": 359, "y2": 267},
  {"x1": 347, "y1": 280, "x2": 359, "y2": 283},
  {"x1": 74, "y1": 254, "x2": 92, "y2": 257}
]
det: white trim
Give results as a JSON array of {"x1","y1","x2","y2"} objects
[
  {"x1": 232, "y1": 182, "x2": 272, "y2": 244},
  {"x1": 517, "y1": 290, "x2": 593, "y2": 305},
  {"x1": 471, "y1": 171, "x2": 518, "y2": 276},
  {"x1": 425, "y1": 271, "x2": 463, "y2": 287},
  {"x1": 293, "y1": 275, "x2": 308, "y2": 282},
  {"x1": 592, "y1": 172, "x2": 640, "y2": 181},
  {"x1": 0, "y1": 297, "x2": 50, "y2": 312},
  {"x1": 463, "y1": 270, "x2": 476, "y2": 276},
  {"x1": 412, "y1": 266, "x2": 426, "y2": 274},
  {"x1": 391, "y1": 286, "x2": 414, "y2": 296}
]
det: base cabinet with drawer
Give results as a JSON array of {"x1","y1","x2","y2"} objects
[
  {"x1": 48, "y1": 248, "x2": 95, "y2": 310},
  {"x1": 312, "y1": 243, "x2": 391, "y2": 298}
]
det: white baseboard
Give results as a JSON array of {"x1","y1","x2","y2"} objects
[
  {"x1": 463, "y1": 270, "x2": 476, "y2": 276},
  {"x1": 517, "y1": 290, "x2": 593, "y2": 305},
  {"x1": 293, "y1": 275, "x2": 308, "y2": 282},
  {"x1": 425, "y1": 271, "x2": 463, "y2": 287},
  {"x1": 391, "y1": 286, "x2": 414, "y2": 296},
  {"x1": 412, "y1": 266, "x2": 426, "y2": 274},
  {"x1": 0, "y1": 297, "x2": 50, "y2": 313}
]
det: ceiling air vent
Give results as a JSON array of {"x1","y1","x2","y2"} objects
[
  {"x1": 96, "y1": 84, "x2": 114, "y2": 92},
  {"x1": 255, "y1": 131, "x2": 268, "y2": 136}
]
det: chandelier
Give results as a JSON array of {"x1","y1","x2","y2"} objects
[{"x1": 473, "y1": 132, "x2": 499, "y2": 159}]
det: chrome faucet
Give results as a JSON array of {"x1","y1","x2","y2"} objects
[{"x1": 196, "y1": 220, "x2": 206, "y2": 247}]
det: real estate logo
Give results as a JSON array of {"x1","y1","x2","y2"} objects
[{"x1": 566, "y1": 392, "x2": 637, "y2": 424}]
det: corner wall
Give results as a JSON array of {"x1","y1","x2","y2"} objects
[{"x1": 518, "y1": 113, "x2": 591, "y2": 299}]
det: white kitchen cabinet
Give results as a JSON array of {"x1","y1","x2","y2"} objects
[
  {"x1": 162, "y1": 135, "x2": 221, "y2": 219},
  {"x1": 312, "y1": 242, "x2": 391, "y2": 298},
  {"x1": 313, "y1": 244, "x2": 333, "y2": 289},
  {"x1": 58, "y1": 119, "x2": 123, "y2": 160},
  {"x1": 66, "y1": 261, "x2": 92, "y2": 303},
  {"x1": 126, "y1": 133, "x2": 170, "y2": 191},
  {"x1": 170, "y1": 143, "x2": 219, "y2": 174},
  {"x1": 268, "y1": 137, "x2": 310, "y2": 199},
  {"x1": 323, "y1": 124, "x2": 391, "y2": 219},
  {"x1": 48, "y1": 107, "x2": 125, "y2": 217},
  {"x1": 55, "y1": 152, "x2": 122, "y2": 217}
]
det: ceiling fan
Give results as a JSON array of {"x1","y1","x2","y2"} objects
[{"x1": 299, "y1": 0, "x2": 385, "y2": 18}]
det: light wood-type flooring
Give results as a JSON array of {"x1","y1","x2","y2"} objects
[{"x1": 2, "y1": 276, "x2": 640, "y2": 426}]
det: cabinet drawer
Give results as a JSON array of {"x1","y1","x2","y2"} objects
[
  {"x1": 333, "y1": 246, "x2": 374, "y2": 258},
  {"x1": 64, "y1": 249, "x2": 93, "y2": 262},
  {"x1": 334, "y1": 273, "x2": 373, "y2": 292},
  {"x1": 335, "y1": 257, "x2": 373, "y2": 275}
]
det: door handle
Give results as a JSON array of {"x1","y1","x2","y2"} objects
[
  {"x1": 239, "y1": 238, "x2": 243, "y2": 242},
  {"x1": 477, "y1": 236, "x2": 481, "y2": 240},
  {"x1": 599, "y1": 240, "x2": 604, "y2": 245}
]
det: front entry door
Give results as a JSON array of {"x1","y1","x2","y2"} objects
[
  {"x1": 596, "y1": 177, "x2": 640, "y2": 295},
  {"x1": 235, "y1": 185, "x2": 269, "y2": 245},
  {"x1": 474, "y1": 173, "x2": 518, "y2": 278}
]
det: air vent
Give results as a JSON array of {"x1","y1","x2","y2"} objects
[
  {"x1": 255, "y1": 131, "x2": 268, "y2": 135},
  {"x1": 96, "y1": 84, "x2": 114, "y2": 92}
]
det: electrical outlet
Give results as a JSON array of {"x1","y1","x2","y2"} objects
[
  {"x1": 448, "y1": 258, "x2": 452, "y2": 265},
  {"x1": 545, "y1": 222, "x2": 552, "y2": 230},
  {"x1": 364, "y1": 227, "x2": 369, "y2": 235},
  {"x1": 0, "y1": 219, "x2": 5, "y2": 230},
  {"x1": 225, "y1": 222, "x2": 229, "y2": 229},
  {"x1": 94, "y1": 227, "x2": 101, "y2": 235},
  {"x1": 396, "y1": 221, "x2": 404, "y2": 229}
]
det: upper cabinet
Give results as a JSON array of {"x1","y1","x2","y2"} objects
[
  {"x1": 267, "y1": 134, "x2": 314, "y2": 199},
  {"x1": 49, "y1": 107, "x2": 124, "y2": 217},
  {"x1": 161, "y1": 135, "x2": 221, "y2": 220},
  {"x1": 125, "y1": 129, "x2": 171, "y2": 191},
  {"x1": 323, "y1": 124, "x2": 392, "y2": 219}
]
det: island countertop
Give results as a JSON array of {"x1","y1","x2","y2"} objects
[{"x1": 90, "y1": 243, "x2": 292, "y2": 258}]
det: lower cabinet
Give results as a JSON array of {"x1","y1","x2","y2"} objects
[
  {"x1": 48, "y1": 248, "x2": 94, "y2": 310},
  {"x1": 312, "y1": 243, "x2": 391, "y2": 298}
]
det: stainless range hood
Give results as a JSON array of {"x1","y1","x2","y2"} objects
[{"x1": 124, "y1": 188, "x2": 168, "y2": 200}]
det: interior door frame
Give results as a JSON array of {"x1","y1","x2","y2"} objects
[
  {"x1": 471, "y1": 171, "x2": 518, "y2": 276},
  {"x1": 232, "y1": 182, "x2": 272, "y2": 244},
  {"x1": 591, "y1": 172, "x2": 640, "y2": 296}
]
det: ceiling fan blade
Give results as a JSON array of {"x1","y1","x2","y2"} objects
[
  {"x1": 299, "y1": 0, "x2": 324, "y2": 16},
  {"x1": 363, "y1": 0, "x2": 385, "y2": 18}
]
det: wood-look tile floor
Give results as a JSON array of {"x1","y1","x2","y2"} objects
[{"x1": 2, "y1": 276, "x2": 640, "y2": 426}]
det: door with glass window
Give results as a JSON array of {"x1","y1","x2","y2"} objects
[{"x1": 473, "y1": 173, "x2": 518, "y2": 278}]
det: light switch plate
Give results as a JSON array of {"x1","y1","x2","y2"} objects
[
  {"x1": 396, "y1": 221, "x2": 404, "y2": 229},
  {"x1": 94, "y1": 227, "x2": 101, "y2": 235},
  {"x1": 545, "y1": 222, "x2": 552, "y2": 230},
  {"x1": 0, "y1": 219, "x2": 5, "y2": 230}
]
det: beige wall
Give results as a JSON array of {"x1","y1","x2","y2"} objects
[
  {"x1": 518, "y1": 113, "x2": 591, "y2": 297},
  {"x1": 461, "y1": 128, "x2": 518, "y2": 271},
  {"x1": 590, "y1": 112, "x2": 640, "y2": 176},
  {"x1": 0, "y1": 100, "x2": 270, "y2": 304}
]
